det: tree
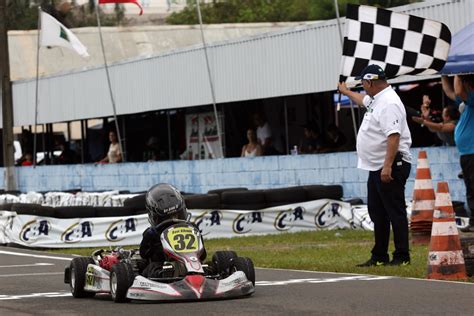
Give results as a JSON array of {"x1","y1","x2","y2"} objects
[{"x1": 166, "y1": 0, "x2": 421, "y2": 25}]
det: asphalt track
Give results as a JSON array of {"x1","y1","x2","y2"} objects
[{"x1": 0, "y1": 246, "x2": 473, "y2": 316}]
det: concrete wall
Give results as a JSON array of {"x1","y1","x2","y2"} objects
[{"x1": 3, "y1": 147, "x2": 465, "y2": 203}]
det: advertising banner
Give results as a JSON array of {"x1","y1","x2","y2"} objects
[
  {"x1": 184, "y1": 112, "x2": 223, "y2": 160},
  {"x1": 0, "y1": 199, "x2": 371, "y2": 248}
]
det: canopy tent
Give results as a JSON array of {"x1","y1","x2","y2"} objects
[{"x1": 440, "y1": 22, "x2": 474, "y2": 75}]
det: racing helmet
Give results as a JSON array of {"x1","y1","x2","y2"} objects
[{"x1": 145, "y1": 183, "x2": 187, "y2": 226}]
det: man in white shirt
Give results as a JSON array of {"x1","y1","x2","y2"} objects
[{"x1": 338, "y1": 65, "x2": 412, "y2": 267}]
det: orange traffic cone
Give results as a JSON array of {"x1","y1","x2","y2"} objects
[
  {"x1": 410, "y1": 151, "x2": 436, "y2": 245},
  {"x1": 427, "y1": 182, "x2": 467, "y2": 280}
]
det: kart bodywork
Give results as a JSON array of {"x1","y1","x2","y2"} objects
[{"x1": 65, "y1": 220, "x2": 255, "y2": 302}]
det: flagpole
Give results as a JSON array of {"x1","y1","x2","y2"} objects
[
  {"x1": 334, "y1": 0, "x2": 358, "y2": 140},
  {"x1": 95, "y1": 1, "x2": 126, "y2": 162},
  {"x1": 195, "y1": 0, "x2": 223, "y2": 158},
  {"x1": 33, "y1": 7, "x2": 42, "y2": 167}
]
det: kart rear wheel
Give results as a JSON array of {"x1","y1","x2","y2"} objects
[
  {"x1": 70, "y1": 257, "x2": 95, "y2": 298},
  {"x1": 232, "y1": 257, "x2": 255, "y2": 286},
  {"x1": 110, "y1": 263, "x2": 135, "y2": 303},
  {"x1": 212, "y1": 251, "x2": 237, "y2": 275}
]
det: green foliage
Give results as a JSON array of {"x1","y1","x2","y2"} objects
[
  {"x1": 166, "y1": 0, "x2": 421, "y2": 24},
  {"x1": 5, "y1": 0, "x2": 126, "y2": 30}
]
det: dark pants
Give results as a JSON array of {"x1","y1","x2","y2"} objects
[
  {"x1": 461, "y1": 154, "x2": 474, "y2": 226},
  {"x1": 367, "y1": 161, "x2": 411, "y2": 262}
]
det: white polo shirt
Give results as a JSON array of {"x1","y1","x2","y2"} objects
[{"x1": 356, "y1": 86, "x2": 412, "y2": 171}]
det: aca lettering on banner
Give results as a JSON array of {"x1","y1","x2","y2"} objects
[
  {"x1": 232, "y1": 212, "x2": 263, "y2": 234},
  {"x1": 19, "y1": 219, "x2": 51, "y2": 243},
  {"x1": 315, "y1": 202, "x2": 342, "y2": 228},
  {"x1": 106, "y1": 218, "x2": 137, "y2": 242},
  {"x1": 274, "y1": 207, "x2": 305, "y2": 231},
  {"x1": 61, "y1": 221, "x2": 94, "y2": 243},
  {"x1": 194, "y1": 210, "x2": 222, "y2": 236}
]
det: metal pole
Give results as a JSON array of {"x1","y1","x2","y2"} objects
[
  {"x1": 34, "y1": 7, "x2": 42, "y2": 167},
  {"x1": 0, "y1": 0, "x2": 17, "y2": 190},
  {"x1": 167, "y1": 111, "x2": 172, "y2": 160},
  {"x1": 195, "y1": 0, "x2": 223, "y2": 158},
  {"x1": 334, "y1": 0, "x2": 358, "y2": 139},
  {"x1": 95, "y1": 2, "x2": 126, "y2": 162},
  {"x1": 283, "y1": 98, "x2": 289, "y2": 155}
]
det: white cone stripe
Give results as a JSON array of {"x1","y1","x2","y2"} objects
[
  {"x1": 414, "y1": 180, "x2": 434, "y2": 190},
  {"x1": 433, "y1": 209, "x2": 455, "y2": 219},
  {"x1": 412, "y1": 200, "x2": 435, "y2": 211},
  {"x1": 431, "y1": 221, "x2": 459, "y2": 236},
  {"x1": 434, "y1": 193, "x2": 452, "y2": 208},
  {"x1": 416, "y1": 159, "x2": 430, "y2": 169},
  {"x1": 428, "y1": 250, "x2": 465, "y2": 265}
]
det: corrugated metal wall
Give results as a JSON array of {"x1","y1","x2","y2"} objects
[{"x1": 9, "y1": 0, "x2": 474, "y2": 127}]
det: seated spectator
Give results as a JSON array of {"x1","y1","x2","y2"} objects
[
  {"x1": 143, "y1": 136, "x2": 165, "y2": 161},
  {"x1": 319, "y1": 124, "x2": 348, "y2": 153},
  {"x1": 412, "y1": 95, "x2": 459, "y2": 146},
  {"x1": 241, "y1": 129, "x2": 263, "y2": 157},
  {"x1": 96, "y1": 130, "x2": 122, "y2": 164},
  {"x1": 299, "y1": 122, "x2": 323, "y2": 154},
  {"x1": 21, "y1": 153, "x2": 33, "y2": 166},
  {"x1": 55, "y1": 139, "x2": 77, "y2": 164},
  {"x1": 253, "y1": 112, "x2": 279, "y2": 155}
]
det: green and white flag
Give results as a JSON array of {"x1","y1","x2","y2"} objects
[{"x1": 39, "y1": 11, "x2": 89, "y2": 58}]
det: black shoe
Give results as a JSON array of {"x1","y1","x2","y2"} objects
[
  {"x1": 356, "y1": 258, "x2": 388, "y2": 267},
  {"x1": 388, "y1": 258, "x2": 410, "y2": 266},
  {"x1": 460, "y1": 225, "x2": 474, "y2": 233}
]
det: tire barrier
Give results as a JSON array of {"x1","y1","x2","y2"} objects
[
  {"x1": 263, "y1": 187, "x2": 308, "y2": 208},
  {"x1": 207, "y1": 187, "x2": 248, "y2": 198},
  {"x1": 0, "y1": 184, "x2": 346, "y2": 219},
  {"x1": 221, "y1": 190, "x2": 266, "y2": 210},
  {"x1": 184, "y1": 194, "x2": 220, "y2": 210},
  {"x1": 303, "y1": 185, "x2": 343, "y2": 201}
]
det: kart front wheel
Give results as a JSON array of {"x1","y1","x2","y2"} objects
[
  {"x1": 232, "y1": 257, "x2": 255, "y2": 286},
  {"x1": 212, "y1": 251, "x2": 237, "y2": 275},
  {"x1": 110, "y1": 263, "x2": 135, "y2": 303},
  {"x1": 70, "y1": 257, "x2": 95, "y2": 298}
]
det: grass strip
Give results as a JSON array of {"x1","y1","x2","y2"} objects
[{"x1": 48, "y1": 229, "x2": 473, "y2": 282}]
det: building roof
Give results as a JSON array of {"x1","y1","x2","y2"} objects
[{"x1": 4, "y1": 0, "x2": 474, "y2": 127}]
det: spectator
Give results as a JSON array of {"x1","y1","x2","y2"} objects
[
  {"x1": 319, "y1": 124, "x2": 348, "y2": 153},
  {"x1": 143, "y1": 136, "x2": 165, "y2": 162},
  {"x1": 253, "y1": 112, "x2": 279, "y2": 155},
  {"x1": 55, "y1": 139, "x2": 77, "y2": 164},
  {"x1": 443, "y1": 75, "x2": 474, "y2": 232},
  {"x1": 241, "y1": 129, "x2": 263, "y2": 157},
  {"x1": 21, "y1": 153, "x2": 33, "y2": 166},
  {"x1": 412, "y1": 95, "x2": 459, "y2": 146},
  {"x1": 96, "y1": 130, "x2": 122, "y2": 164},
  {"x1": 299, "y1": 122, "x2": 323, "y2": 154}
]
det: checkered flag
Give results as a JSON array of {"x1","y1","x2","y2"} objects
[{"x1": 340, "y1": 4, "x2": 451, "y2": 84}]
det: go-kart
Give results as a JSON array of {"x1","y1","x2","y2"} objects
[{"x1": 64, "y1": 219, "x2": 255, "y2": 302}]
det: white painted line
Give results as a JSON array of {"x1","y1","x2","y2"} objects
[
  {"x1": 256, "y1": 275, "x2": 392, "y2": 286},
  {"x1": 0, "y1": 263, "x2": 54, "y2": 268},
  {"x1": 0, "y1": 272, "x2": 63, "y2": 278},
  {"x1": 256, "y1": 267, "x2": 474, "y2": 285},
  {"x1": 0, "y1": 250, "x2": 71, "y2": 261},
  {"x1": 0, "y1": 292, "x2": 71, "y2": 300}
]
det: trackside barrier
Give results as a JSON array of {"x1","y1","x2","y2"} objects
[
  {"x1": 427, "y1": 182, "x2": 467, "y2": 281},
  {"x1": 410, "y1": 151, "x2": 435, "y2": 245}
]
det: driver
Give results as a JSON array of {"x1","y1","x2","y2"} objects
[{"x1": 139, "y1": 183, "x2": 205, "y2": 277}]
